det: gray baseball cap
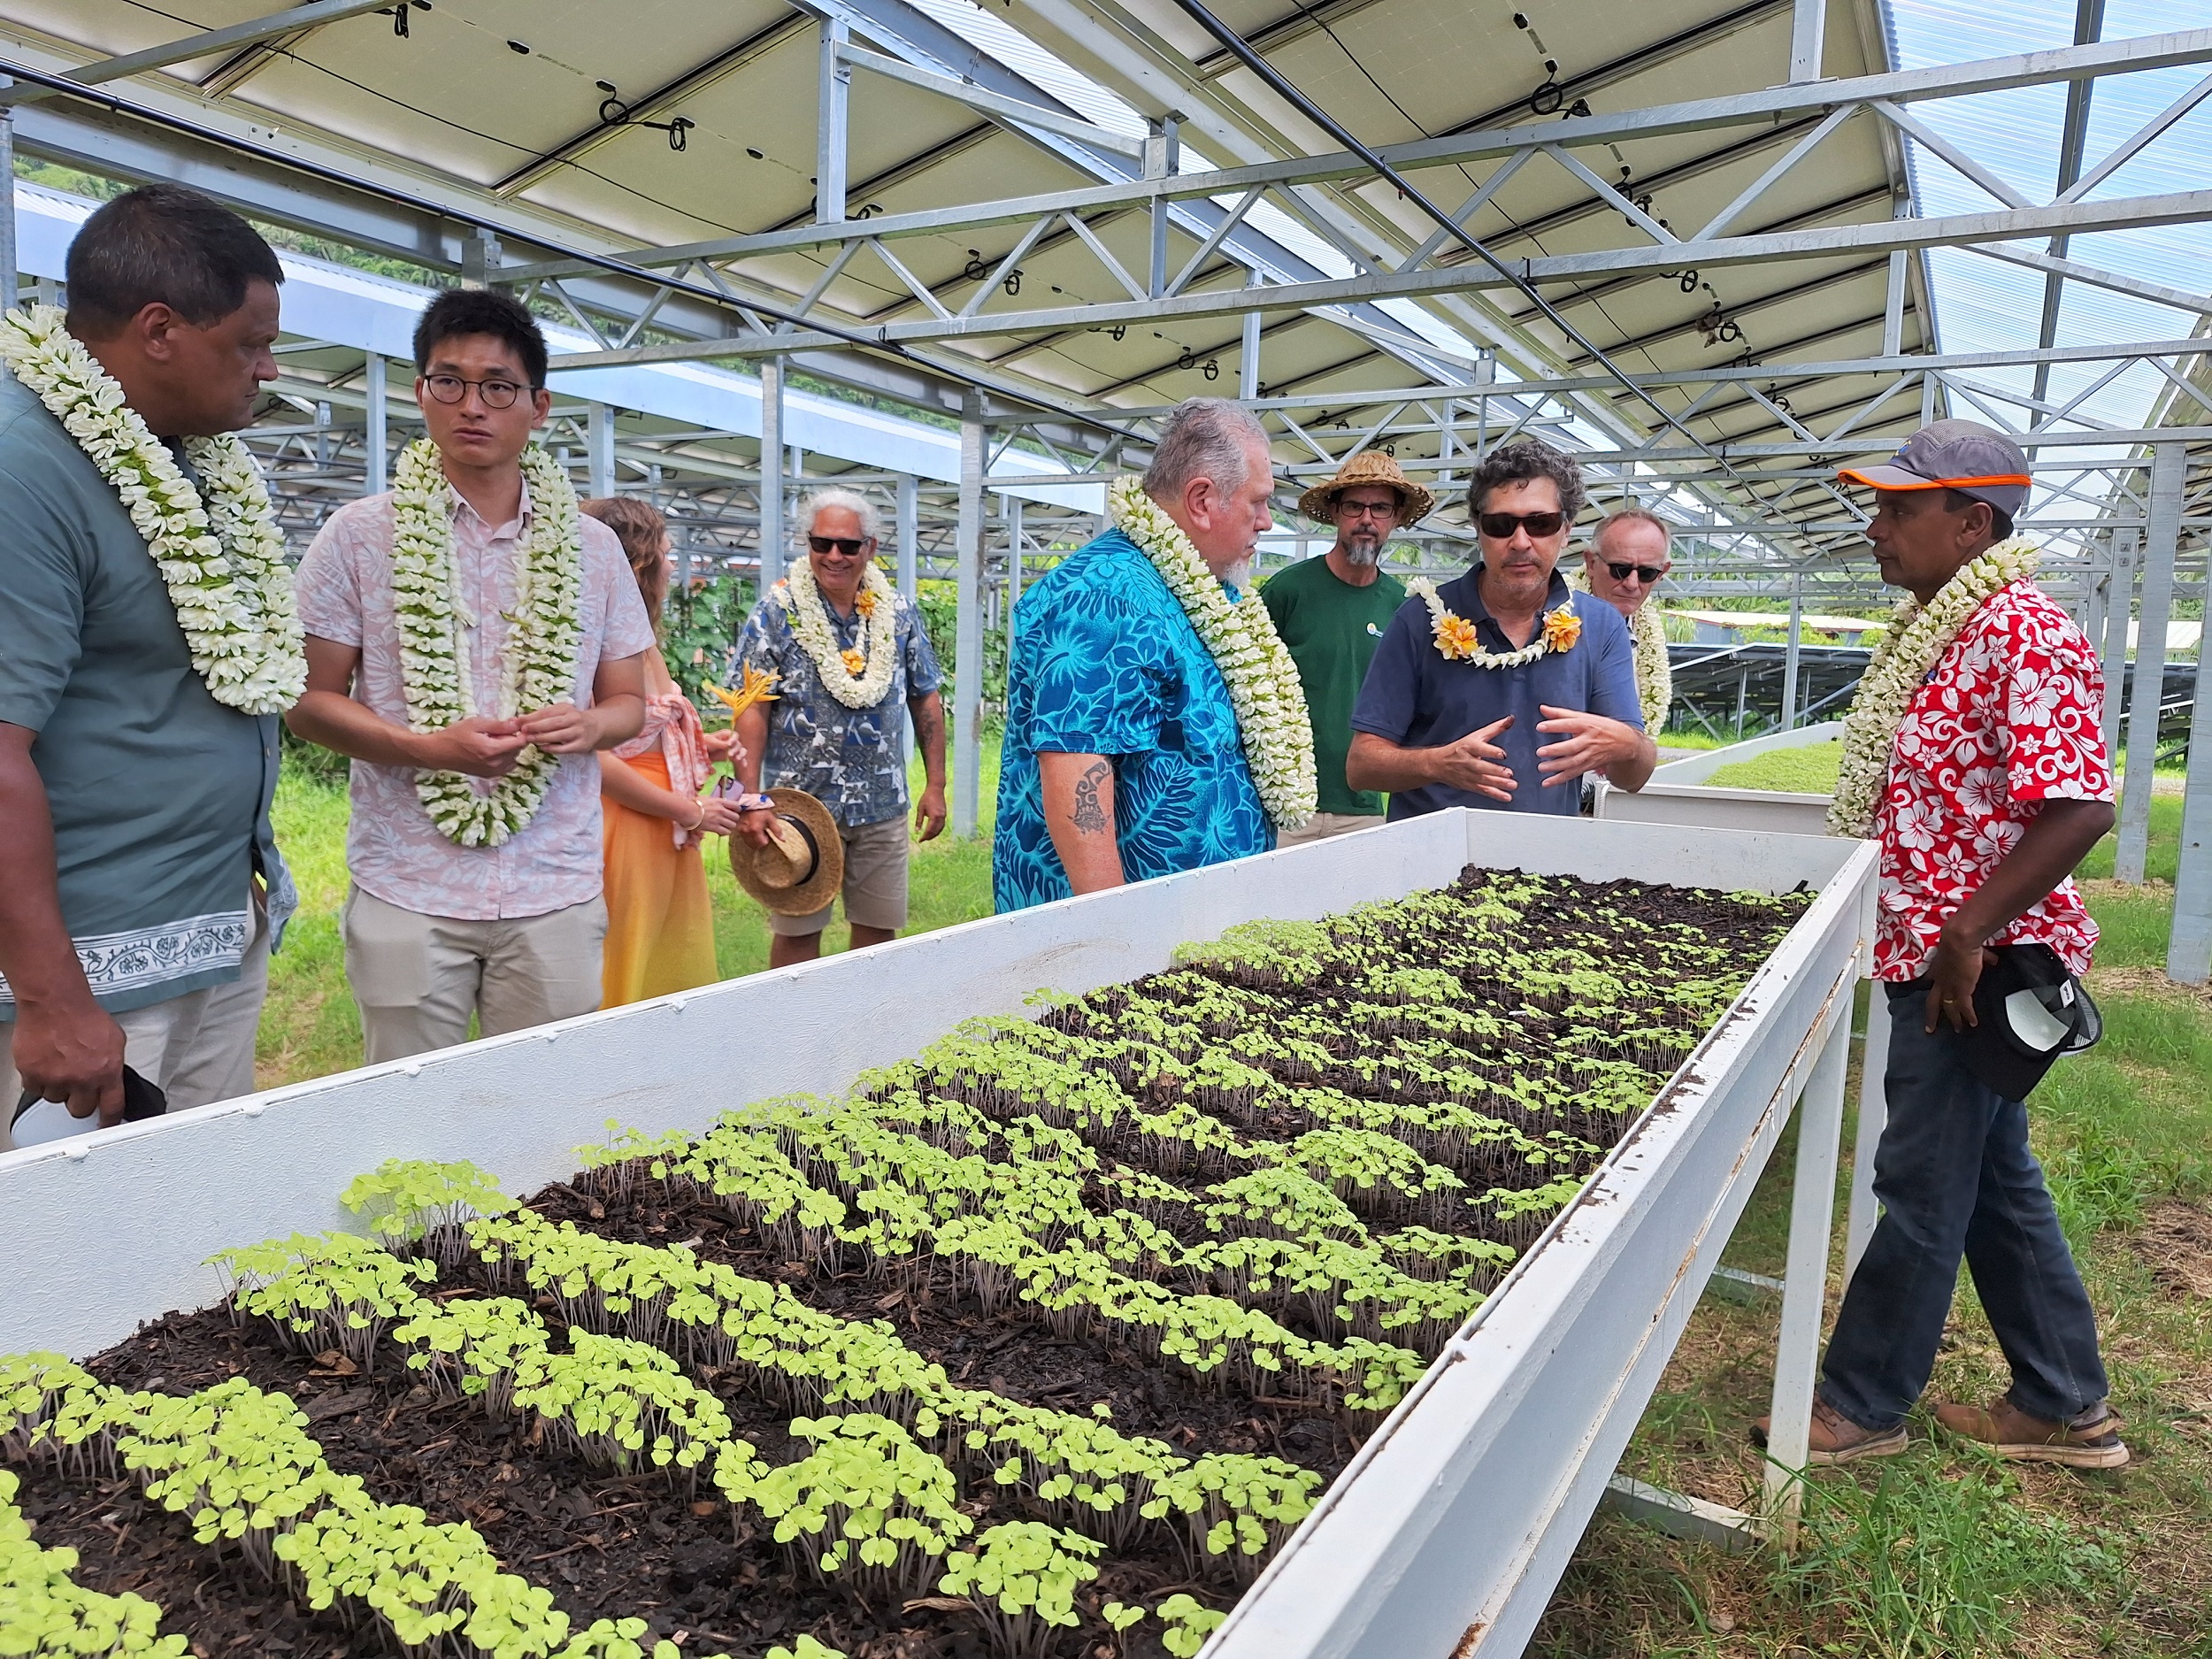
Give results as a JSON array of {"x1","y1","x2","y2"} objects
[{"x1": 1837, "y1": 419, "x2": 2031, "y2": 517}]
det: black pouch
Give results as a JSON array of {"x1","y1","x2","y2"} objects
[
  {"x1": 1961, "y1": 943, "x2": 2101, "y2": 1102},
  {"x1": 11, "y1": 1064, "x2": 168, "y2": 1143}
]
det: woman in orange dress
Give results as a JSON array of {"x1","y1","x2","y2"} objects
[{"x1": 582, "y1": 497, "x2": 741, "y2": 1006}]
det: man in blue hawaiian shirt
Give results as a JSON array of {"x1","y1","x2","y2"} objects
[
  {"x1": 731, "y1": 488, "x2": 946, "y2": 966},
  {"x1": 995, "y1": 399, "x2": 1278, "y2": 912}
]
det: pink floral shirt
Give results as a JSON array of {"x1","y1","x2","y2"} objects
[
  {"x1": 295, "y1": 485, "x2": 656, "y2": 920},
  {"x1": 1872, "y1": 580, "x2": 2111, "y2": 982},
  {"x1": 613, "y1": 691, "x2": 712, "y2": 849}
]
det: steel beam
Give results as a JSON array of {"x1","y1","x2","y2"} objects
[
  {"x1": 2171, "y1": 652, "x2": 2212, "y2": 982},
  {"x1": 2117, "y1": 442, "x2": 2182, "y2": 882},
  {"x1": 588, "y1": 402, "x2": 615, "y2": 499},
  {"x1": 1788, "y1": 0, "x2": 1828, "y2": 83},
  {"x1": 837, "y1": 44, "x2": 1141, "y2": 158},
  {"x1": 1, "y1": 0, "x2": 394, "y2": 104},
  {"x1": 759, "y1": 359, "x2": 786, "y2": 591},
  {"x1": 954, "y1": 391, "x2": 986, "y2": 840},
  {"x1": 818, "y1": 18, "x2": 852, "y2": 227},
  {"x1": 895, "y1": 472, "x2": 919, "y2": 603},
  {"x1": 363, "y1": 351, "x2": 387, "y2": 496}
]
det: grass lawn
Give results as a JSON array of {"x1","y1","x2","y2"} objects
[
  {"x1": 256, "y1": 741, "x2": 1005, "y2": 1089},
  {"x1": 1703, "y1": 739, "x2": 1846, "y2": 795}
]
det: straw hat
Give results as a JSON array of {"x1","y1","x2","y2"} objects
[
  {"x1": 1297, "y1": 450, "x2": 1434, "y2": 526},
  {"x1": 729, "y1": 787, "x2": 846, "y2": 916}
]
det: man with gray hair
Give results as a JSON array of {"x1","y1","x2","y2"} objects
[
  {"x1": 731, "y1": 487, "x2": 946, "y2": 965},
  {"x1": 994, "y1": 397, "x2": 1298, "y2": 911},
  {"x1": 1578, "y1": 506, "x2": 1674, "y2": 734}
]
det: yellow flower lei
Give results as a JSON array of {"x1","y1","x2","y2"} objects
[
  {"x1": 784, "y1": 557, "x2": 899, "y2": 709},
  {"x1": 1406, "y1": 575, "x2": 1579, "y2": 667},
  {"x1": 1107, "y1": 477, "x2": 1317, "y2": 831}
]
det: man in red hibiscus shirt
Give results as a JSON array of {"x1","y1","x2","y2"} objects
[{"x1": 1757, "y1": 421, "x2": 2125, "y2": 1468}]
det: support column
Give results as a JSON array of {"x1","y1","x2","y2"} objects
[
  {"x1": 0, "y1": 93, "x2": 16, "y2": 315},
  {"x1": 2117, "y1": 442, "x2": 2182, "y2": 883},
  {"x1": 757, "y1": 359, "x2": 785, "y2": 591},
  {"x1": 2099, "y1": 527, "x2": 2139, "y2": 757},
  {"x1": 1239, "y1": 271, "x2": 1262, "y2": 400},
  {"x1": 363, "y1": 351, "x2": 388, "y2": 495},
  {"x1": 2171, "y1": 650, "x2": 2211, "y2": 982},
  {"x1": 895, "y1": 472, "x2": 919, "y2": 602},
  {"x1": 1006, "y1": 497, "x2": 1025, "y2": 615},
  {"x1": 1144, "y1": 116, "x2": 1180, "y2": 298},
  {"x1": 1881, "y1": 249, "x2": 1907, "y2": 357},
  {"x1": 954, "y1": 391, "x2": 987, "y2": 839},
  {"x1": 816, "y1": 17, "x2": 850, "y2": 225},
  {"x1": 1781, "y1": 579, "x2": 1803, "y2": 731},
  {"x1": 587, "y1": 401, "x2": 615, "y2": 499},
  {"x1": 461, "y1": 228, "x2": 503, "y2": 290},
  {"x1": 1761, "y1": 997, "x2": 1852, "y2": 1544}
]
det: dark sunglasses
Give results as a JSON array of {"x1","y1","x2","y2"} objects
[
  {"x1": 807, "y1": 534, "x2": 872, "y2": 556},
  {"x1": 1477, "y1": 511, "x2": 1566, "y2": 539},
  {"x1": 1604, "y1": 560, "x2": 1667, "y2": 585}
]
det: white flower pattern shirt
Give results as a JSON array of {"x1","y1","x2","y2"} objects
[{"x1": 1872, "y1": 581, "x2": 2111, "y2": 982}]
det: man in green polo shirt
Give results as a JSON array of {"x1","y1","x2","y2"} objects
[
  {"x1": 1262, "y1": 452, "x2": 1429, "y2": 844},
  {"x1": 0, "y1": 186, "x2": 296, "y2": 1147}
]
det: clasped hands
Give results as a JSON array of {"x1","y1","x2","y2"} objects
[
  {"x1": 1426, "y1": 705, "x2": 1645, "y2": 803},
  {"x1": 416, "y1": 704, "x2": 605, "y2": 777}
]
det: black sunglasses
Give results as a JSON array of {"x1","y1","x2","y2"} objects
[
  {"x1": 807, "y1": 534, "x2": 872, "y2": 556},
  {"x1": 1604, "y1": 560, "x2": 1667, "y2": 585},
  {"x1": 1477, "y1": 510, "x2": 1566, "y2": 539}
]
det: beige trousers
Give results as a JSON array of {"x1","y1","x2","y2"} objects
[
  {"x1": 0, "y1": 909, "x2": 270, "y2": 1152},
  {"x1": 1275, "y1": 810, "x2": 1386, "y2": 848},
  {"x1": 342, "y1": 886, "x2": 608, "y2": 1065}
]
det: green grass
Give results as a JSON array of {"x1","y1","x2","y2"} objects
[
  {"x1": 257, "y1": 740, "x2": 1004, "y2": 1089},
  {"x1": 1531, "y1": 799, "x2": 2212, "y2": 1659},
  {"x1": 1702, "y1": 739, "x2": 1845, "y2": 795}
]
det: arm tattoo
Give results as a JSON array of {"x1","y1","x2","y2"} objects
[{"x1": 1071, "y1": 758, "x2": 1111, "y2": 836}]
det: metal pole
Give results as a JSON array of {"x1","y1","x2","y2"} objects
[
  {"x1": 1145, "y1": 116, "x2": 1179, "y2": 298},
  {"x1": 0, "y1": 92, "x2": 16, "y2": 316},
  {"x1": 1240, "y1": 271, "x2": 1262, "y2": 400},
  {"x1": 1781, "y1": 579, "x2": 1803, "y2": 731},
  {"x1": 2170, "y1": 652, "x2": 2211, "y2": 982},
  {"x1": 895, "y1": 472, "x2": 918, "y2": 602},
  {"x1": 758, "y1": 359, "x2": 785, "y2": 591},
  {"x1": 816, "y1": 17, "x2": 850, "y2": 225},
  {"x1": 587, "y1": 401, "x2": 614, "y2": 498},
  {"x1": 1788, "y1": 0, "x2": 1829, "y2": 82},
  {"x1": 363, "y1": 350, "x2": 388, "y2": 495},
  {"x1": 2116, "y1": 441, "x2": 2181, "y2": 883},
  {"x1": 2099, "y1": 526, "x2": 2139, "y2": 758},
  {"x1": 1007, "y1": 497, "x2": 1024, "y2": 614},
  {"x1": 954, "y1": 389, "x2": 986, "y2": 839},
  {"x1": 1761, "y1": 995, "x2": 1852, "y2": 1545}
]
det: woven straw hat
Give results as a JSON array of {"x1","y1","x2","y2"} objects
[
  {"x1": 1297, "y1": 450, "x2": 1434, "y2": 526},
  {"x1": 729, "y1": 787, "x2": 846, "y2": 916}
]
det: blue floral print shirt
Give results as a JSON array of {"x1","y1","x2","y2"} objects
[
  {"x1": 993, "y1": 529, "x2": 1271, "y2": 913},
  {"x1": 733, "y1": 579, "x2": 941, "y2": 827}
]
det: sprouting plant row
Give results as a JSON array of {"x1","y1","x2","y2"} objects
[
  {"x1": 0, "y1": 1354, "x2": 679, "y2": 1659},
  {"x1": 0, "y1": 1466, "x2": 187, "y2": 1657},
  {"x1": 213, "y1": 1219, "x2": 1313, "y2": 1586}
]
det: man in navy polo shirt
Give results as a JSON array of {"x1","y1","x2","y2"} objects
[{"x1": 1348, "y1": 438, "x2": 1653, "y2": 815}]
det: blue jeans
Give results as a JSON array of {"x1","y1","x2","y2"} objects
[{"x1": 1818, "y1": 980, "x2": 2108, "y2": 1432}]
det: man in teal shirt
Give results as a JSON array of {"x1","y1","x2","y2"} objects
[{"x1": 1263, "y1": 452, "x2": 1430, "y2": 843}]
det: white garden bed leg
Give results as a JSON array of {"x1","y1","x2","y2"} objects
[
  {"x1": 1760, "y1": 999, "x2": 1853, "y2": 1545},
  {"x1": 1845, "y1": 984, "x2": 1890, "y2": 1279}
]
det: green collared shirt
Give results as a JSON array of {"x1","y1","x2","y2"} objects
[{"x1": 0, "y1": 370, "x2": 292, "y2": 1018}]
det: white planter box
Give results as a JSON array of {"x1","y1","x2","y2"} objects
[
  {"x1": 0, "y1": 810, "x2": 1875, "y2": 1659},
  {"x1": 1595, "y1": 720, "x2": 1841, "y2": 835}
]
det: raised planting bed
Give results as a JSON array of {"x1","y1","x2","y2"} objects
[
  {"x1": 1594, "y1": 721, "x2": 1842, "y2": 835},
  {"x1": 3, "y1": 865, "x2": 1816, "y2": 1659}
]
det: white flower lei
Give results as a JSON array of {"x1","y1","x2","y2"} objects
[
  {"x1": 1108, "y1": 477, "x2": 1317, "y2": 830},
  {"x1": 0, "y1": 304, "x2": 304, "y2": 715},
  {"x1": 389, "y1": 436, "x2": 584, "y2": 847},
  {"x1": 1566, "y1": 566, "x2": 1671, "y2": 731},
  {"x1": 782, "y1": 555, "x2": 899, "y2": 709},
  {"x1": 1404, "y1": 574, "x2": 1580, "y2": 667},
  {"x1": 1827, "y1": 537, "x2": 2041, "y2": 839}
]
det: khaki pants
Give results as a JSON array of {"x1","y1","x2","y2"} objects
[
  {"x1": 769, "y1": 815, "x2": 912, "y2": 937},
  {"x1": 1275, "y1": 810, "x2": 1386, "y2": 848},
  {"x1": 342, "y1": 886, "x2": 608, "y2": 1065},
  {"x1": 0, "y1": 908, "x2": 270, "y2": 1152}
]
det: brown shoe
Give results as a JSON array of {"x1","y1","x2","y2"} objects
[
  {"x1": 1751, "y1": 1395, "x2": 1909, "y2": 1464},
  {"x1": 1934, "y1": 1397, "x2": 2129, "y2": 1469}
]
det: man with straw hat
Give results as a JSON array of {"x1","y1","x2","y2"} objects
[{"x1": 1262, "y1": 451, "x2": 1430, "y2": 845}]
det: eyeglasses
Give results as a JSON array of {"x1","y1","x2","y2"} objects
[
  {"x1": 421, "y1": 373, "x2": 532, "y2": 410},
  {"x1": 1336, "y1": 500, "x2": 1399, "y2": 520},
  {"x1": 807, "y1": 534, "x2": 872, "y2": 556},
  {"x1": 1477, "y1": 511, "x2": 1566, "y2": 539},
  {"x1": 1604, "y1": 560, "x2": 1668, "y2": 585}
]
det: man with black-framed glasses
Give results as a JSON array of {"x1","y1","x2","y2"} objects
[
  {"x1": 1578, "y1": 507, "x2": 1675, "y2": 736},
  {"x1": 1348, "y1": 436, "x2": 1654, "y2": 818},
  {"x1": 288, "y1": 288, "x2": 652, "y2": 1062}
]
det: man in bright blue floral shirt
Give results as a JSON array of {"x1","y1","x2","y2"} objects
[{"x1": 994, "y1": 399, "x2": 1278, "y2": 912}]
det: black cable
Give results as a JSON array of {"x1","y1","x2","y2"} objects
[
  {"x1": 1167, "y1": 0, "x2": 1747, "y2": 472},
  {"x1": 0, "y1": 58, "x2": 1148, "y2": 442}
]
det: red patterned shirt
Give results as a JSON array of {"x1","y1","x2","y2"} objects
[{"x1": 1873, "y1": 580, "x2": 2112, "y2": 983}]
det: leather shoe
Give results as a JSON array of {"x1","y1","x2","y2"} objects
[
  {"x1": 1933, "y1": 1397, "x2": 2128, "y2": 1469},
  {"x1": 1751, "y1": 1394, "x2": 1909, "y2": 1464}
]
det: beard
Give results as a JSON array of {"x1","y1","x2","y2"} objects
[
  {"x1": 1341, "y1": 532, "x2": 1382, "y2": 567},
  {"x1": 1220, "y1": 556, "x2": 1255, "y2": 591}
]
